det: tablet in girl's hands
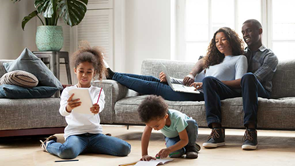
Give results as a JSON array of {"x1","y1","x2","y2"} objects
[{"x1": 69, "y1": 88, "x2": 93, "y2": 115}]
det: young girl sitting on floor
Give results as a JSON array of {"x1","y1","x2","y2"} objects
[{"x1": 40, "y1": 42, "x2": 131, "y2": 159}]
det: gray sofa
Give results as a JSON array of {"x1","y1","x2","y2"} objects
[
  {"x1": 1, "y1": 58, "x2": 294, "y2": 137},
  {"x1": 98, "y1": 59, "x2": 295, "y2": 130},
  {"x1": 0, "y1": 60, "x2": 66, "y2": 137}
]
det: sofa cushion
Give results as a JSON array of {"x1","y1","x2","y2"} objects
[
  {"x1": 0, "y1": 70, "x2": 38, "y2": 88},
  {"x1": 271, "y1": 60, "x2": 295, "y2": 98},
  {"x1": 114, "y1": 94, "x2": 295, "y2": 129},
  {"x1": 0, "y1": 84, "x2": 59, "y2": 99},
  {"x1": 0, "y1": 98, "x2": 66, "y2": 130},
  {"x1": 3, "y1": 48, "x2": 62, "y2": 89}
]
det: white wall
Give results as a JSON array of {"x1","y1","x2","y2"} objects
[
  {"x1": 0, "y1": 0, "x2": 37, "y2": 60},
  {"x1": 123, "y1": 0, "x2": 172, "y2": 73}
]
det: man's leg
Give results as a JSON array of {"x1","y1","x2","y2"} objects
[
  {"x1": 241, "y1": 73, "x2": 270, "y2": 150},
  {"x1": 202, "y1": 76, "x2": 241, "y2": 148}
]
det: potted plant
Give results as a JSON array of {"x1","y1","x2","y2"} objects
[{"x1": 12, "y1": 0, "x2": 88, "y2": 51}]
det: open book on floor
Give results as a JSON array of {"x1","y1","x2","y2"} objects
[
  {"x1": 161, "y1": 64, "x2": 200, "y2": 94},
  {"x1": 119, "y1": 159, "x2": 173, "y2": 166}
]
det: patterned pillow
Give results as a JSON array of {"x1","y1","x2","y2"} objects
[
  {"x1": 3, "y1": 48, "x2": 63, "y2": 89},
  {"x1": 0, "y1": 70, "x2": 38, "y2": 88}
]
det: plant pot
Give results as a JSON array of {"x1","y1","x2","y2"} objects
[{"x1": 36, "y1": 26, "x2": 64, "y2": 51}]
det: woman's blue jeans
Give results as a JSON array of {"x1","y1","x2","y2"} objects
[
  {"x1": 112, "y1": 73, "x2": 204, "y2": 101},
  {"x1": 46, "y1": 133, "x2": 131, "y2": 159},
  {"x1": 165, "y1": 119, "x2": 198, "y2": 156}
]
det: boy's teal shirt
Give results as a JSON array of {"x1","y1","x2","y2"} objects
[{"x1": 160, "y1": 109, "x2": 190, "y2": 138}]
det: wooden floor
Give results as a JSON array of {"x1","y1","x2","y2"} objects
[{"x1": 0, "y1": 125, "x2": 295, "y2": 166}]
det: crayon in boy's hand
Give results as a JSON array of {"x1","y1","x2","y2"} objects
[{"x1": 156, "y1": 154, "x2": 160, "y2": 159}]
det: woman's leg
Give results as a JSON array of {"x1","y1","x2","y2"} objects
[
  {"x1": 165, "y1": 137, "x2": 185, "y2": 158},
  {"x1": 46, "y1": 135, "x2": 88, "y2": 159},
  {"x1": 112, "y1": 73, "x2": 204, "y2": 101},
  {"x1": 88, "y1": 133, "x2": 131, "y2": 156}
]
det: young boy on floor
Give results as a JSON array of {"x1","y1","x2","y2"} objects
[{"x1": 138, "y1": 95, "x2": 200, "y2": 161}]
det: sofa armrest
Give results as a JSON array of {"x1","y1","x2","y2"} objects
[{"x1": 92, "y1": 80, "x2": 129, "y2": 124}]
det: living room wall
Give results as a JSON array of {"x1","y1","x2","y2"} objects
[
  {"x1": 1, "y1": 0, "x2": 173, "y2": 75},
  {"x1": 124, "y1": 0, "x2": 172, "y2": 74},
  {"x1": 0, "y1": 1, "x2": 37, "y2": 60}
]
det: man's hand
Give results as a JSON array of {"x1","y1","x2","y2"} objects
[
  {"x1": 66, "y1": 93, "x2": 81, "y2": 113},
  {"x1": 140, "y1": 155, "x2": 156, "y2": 161},
  {"x1": 183, "y1": 74, "x2": 194, "y2": 86},
  {"x1": 159, "y1": 72, "x2": 167, "y2": 83},
  {"x1": 190, "y1": 82, "x2": 203, "y2": 90}
]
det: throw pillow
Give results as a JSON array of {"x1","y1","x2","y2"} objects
[
  {"x1": 0, "y1": 70, "x2": 38, "y2": 88},
  {"x1": 0, "y1": 84, "x2": 59, "y2": 99},
  {"x1": 3, "y1": 48, "x2": 63, "y2": 89}
]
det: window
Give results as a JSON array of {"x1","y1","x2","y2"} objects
[{"x1": 176, "y1": 0, "x2": 294, "y2": 61}]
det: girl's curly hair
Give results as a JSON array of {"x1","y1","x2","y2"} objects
[
  {"x1": 72, "y1": 41, "x2": 107, "y2": 80},
  {"x1": 203, "y1": 27, "x2": 244, "y2": 69}
]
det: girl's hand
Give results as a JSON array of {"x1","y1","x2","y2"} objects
[
  {"x1": 140, "y1": 155, "x2": 156, "y2": 161},
  {"x1": 90, "y1": 103, "x2": 100, "y2": 114},
  {"x1": 66, "y1": 93, "x2": 81, "y2": 113},
  {"x1": 157, "y1": 148, "x2": 171, "y2": 159},
  {"x1": 190, "y1": 82, "x2": 203, "y2": 90},
  {"x1": 183, "y1": 75, "x2": 194, "y2": 86},
  {"x1": 159, "y1": 72, "x2": 167, "y2": 83}
]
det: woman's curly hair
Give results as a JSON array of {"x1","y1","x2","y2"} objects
[
  {"x1": 203, "y1": 27, "x2": 244, "y2": 69},
  {"x1": 72, "y1": 41, "x2": 107, "y2": 80}
]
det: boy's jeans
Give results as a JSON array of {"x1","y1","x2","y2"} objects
[
  {"x1": 165, "y1": 119, "x2": 198, "y2": 156},
  {"x1": 46, "y1": 133, "x2": 131, "y2": 159}
]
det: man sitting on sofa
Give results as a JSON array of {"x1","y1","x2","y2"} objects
[{"x1": 196, "y1": 19, "x2": 278, "y2": 150}]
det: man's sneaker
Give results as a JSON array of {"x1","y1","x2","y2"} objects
[
  {"x1": 203, "y1": 128, "x2": 225, "y2": 148},
  {"x1": 242, "y1": 128, "x2": 257, "y2": 150},
  {"x1": 185, "y1": 143, "x2": 200, "y2": 159},
  {"x1": 40, "y1": 135, "x2": 57, "y2": 152}
]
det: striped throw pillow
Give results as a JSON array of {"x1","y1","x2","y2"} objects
[{"x1": 0, "y1": 70, "x2": 38, "y2": 88}]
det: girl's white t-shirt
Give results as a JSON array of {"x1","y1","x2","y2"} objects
[{"x1": 59, "y1": 85, "x2": 105, "y2": 139}]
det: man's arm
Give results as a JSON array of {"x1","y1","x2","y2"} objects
[{"x1": 253, "y1": 53, "x2": 278, "y2": 83}]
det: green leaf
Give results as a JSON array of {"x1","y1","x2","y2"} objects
[
  {"x1": 35, "y1": 0, "x2": 50, "y2": 13},
  {"x1": 59, "y1": 0, "x2": 88, "y2": 27},
  {"x1": 22, "y1": 10, "x2": 38, "y2": 30}
]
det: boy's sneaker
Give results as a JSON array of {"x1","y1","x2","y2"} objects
[
  {"x1": 242, "y1": 128, "x2": 257, "y2": 150},
  {"x1": 185, "y1": 143, "x2": 200, "y2": 159},
  {"x1": 40, "y1": 135, "x2": 57, "y2": 152},
  {"x1": 203, "y1": 128, "x2": 225, "y2": 148}
]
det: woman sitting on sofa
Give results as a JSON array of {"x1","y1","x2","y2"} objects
[{"x1": 105, "y1": 27, "x2": 247, "y2": 101}]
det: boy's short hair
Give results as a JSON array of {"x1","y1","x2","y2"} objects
[{"x1": 137, "y1": 95, "x2": 168, "y2": 123}]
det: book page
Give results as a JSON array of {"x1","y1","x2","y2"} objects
[
  {"x1": 69, "y1": 88, "x2": 93, "y2": 115},
  {"x1": 134, "y1": 159, "x2": 173, "y2": 166}
]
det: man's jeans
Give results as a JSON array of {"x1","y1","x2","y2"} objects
[
  {"x1": 165, "y1": 119, "x2": 198, "y2": 155},
  {"x1": 46, "y1": 133, "x2": 131, "y2": 159},
  {"x1": 241, "y1": 73, "x2": 270, "y2": 127},
  {"x1": 203, "y1": 73, "x2": 270, "y2": 128},
  {"x1": 112, "y1": 73, "x2": 204, "y2": 101}
]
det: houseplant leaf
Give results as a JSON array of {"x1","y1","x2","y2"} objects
[
  {"x1": 59, "y1": 0, "x2": 88, "y2": 27},
  {"x1": 22, "y1": 10, "x2": 39, "y2": 30}
]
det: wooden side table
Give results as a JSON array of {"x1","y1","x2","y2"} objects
[{"x1": 33, "y1": 51, "x2": 72, "y2": 85}]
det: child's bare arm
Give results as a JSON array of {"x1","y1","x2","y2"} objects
[
  {"x1": 158, "y1": 129, "x2": 189, "y2": 158},
  {"x1": 141, "y1": 125, "x2": 156, "y2": 161}
]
